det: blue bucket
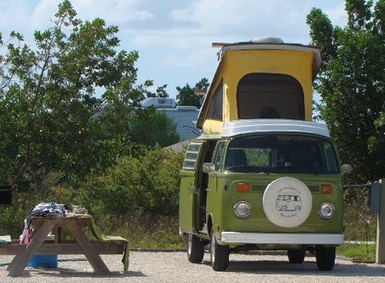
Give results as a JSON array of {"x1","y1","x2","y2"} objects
[{"x1": 28, "y1": 255, "x2": 58, "y2": 268}]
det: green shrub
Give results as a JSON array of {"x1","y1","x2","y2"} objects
[
  {"x1": 339, "y1": 186, "x2": 377, "y2": 261},
  {"x1": 78, "y1": 147, "x2": 184, "y2": 219},
  {"x1": 0, "y1": 205, "x2": 25, "y2": 238},
  {"x1": 343, "y1": 188, "x2": 376, "y2": 243}
]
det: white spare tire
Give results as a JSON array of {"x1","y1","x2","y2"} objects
[{"x1": 263, "y1": 177, "x2": 312, "y2": 228}]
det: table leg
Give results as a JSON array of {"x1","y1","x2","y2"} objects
[
  {"x1": 65, "y1": 220, "x2": 110, "y2": 274},
  {"x1": 7, "y1": 221, "x2": 56, "y2": 277}
]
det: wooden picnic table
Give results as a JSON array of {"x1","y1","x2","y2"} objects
[{"x1": 3, "y1": 216, "x2": 128, "y2": 277}]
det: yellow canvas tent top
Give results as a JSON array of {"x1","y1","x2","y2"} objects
[{"x1": 196, "y1": 37, "x2": 321, "y2": 135}]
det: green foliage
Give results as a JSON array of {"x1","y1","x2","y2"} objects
[
  {"x1": 0, "y1": 147, "x2": 184, "y2": 240},
  {"x1": 306, "y1": 0, "x2": 385, "y2": 183},
  {"x1": 125, "y1": 214, "x2": 184, "y2": 249},
  {"x1": 0, "y1": 0, "x2": 140, "y2": 189},
  {"x1": 155, "y1": 84, "x2": 169, "y2": 98},
  {"x1": 133, "y1": 80, "x2": 169, "y2": 99},
  {"x1": 146, "y1": 82, "x2": 169, "y2": 98},
  {"x1": 343, "y1": 189, "x2": 376, "y2": 242},
  {"x1": 79, "y1": 147, "x2": 184, "y2": 219},
  {"x1": 338, "y1": 243, "x2": 375, "y2": 261},
  {"x1": 0, "y1": 206, "x2": 25, "y2": 238},
  {"x1": 339, "y1": 185, "x2": 376, "y2": 261},
  {"x1": 176, "y1": 77, "x2": 209, "y2": 107},
  {"x1": 307, "y1": 2, "x2": 380, "y2": 263},
  {"x1": 127, "y1": 107, "x2": 180, "y2": 147},
  {"x1": 0, "y1": 2, "x2": 184, "y2": 243}
]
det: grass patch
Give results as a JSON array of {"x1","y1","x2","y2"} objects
[
  {"x1": 93, "y1": 214, "x2": 186, "y2": 250},
  {"x1": 126, "y1": 215, "x2": 185, "y2": 249},
  {"x1": 337, "y1": 243, "x2": 376, "y2": 261}
]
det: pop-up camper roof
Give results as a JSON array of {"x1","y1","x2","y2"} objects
[{"x1": 197, "y1": 38, "x2": 321, "y2": 135}]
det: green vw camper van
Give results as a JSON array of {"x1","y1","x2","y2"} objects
[{"x1": 178, "y1": 38, "x2": 347, "y2": 271}]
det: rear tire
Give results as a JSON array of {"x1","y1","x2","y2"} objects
[
  {"x1": 210, "y1": 230, "x2": 229, "y2": 271},
  {"x1": 187, "y1": 234, "x2": 204, "y2": 263},
  {"x1": 288, "y1": 249, "x2": 306, "y2": 264},
  {"x1": 316, "y1": 246, "x2": 336, "y2": 271}
]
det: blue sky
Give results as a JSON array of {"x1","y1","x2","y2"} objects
[{"x1": 0, "y1": 0, "x2": 348, "y2": 98}]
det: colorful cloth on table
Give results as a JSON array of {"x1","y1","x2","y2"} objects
[
  {"x1": 21, "y1": 202, "x2": 67, "y2": 244},
  {"x1": 25, "y1": 202, "x2": 67, "y2": 228}
]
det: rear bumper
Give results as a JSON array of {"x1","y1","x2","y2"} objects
[{"x1": 221, "y1": 232, "x2": 344, "y2": 245}]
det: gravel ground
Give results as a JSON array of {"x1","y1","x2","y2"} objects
[{"x1": 1, "y1": 251, "x2": 385, "y2": 282}]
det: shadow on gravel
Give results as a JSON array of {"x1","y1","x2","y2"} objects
[
  {"x1": 25, "y1": 268, "x2": 145, "y2": 278},
  {"x1": 203, "y1": 259, "x2": 385, "y2": 277}
]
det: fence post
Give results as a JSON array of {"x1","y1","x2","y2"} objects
[{"x1": 376, "y1": 178, "x2": 385, "y2": 264}]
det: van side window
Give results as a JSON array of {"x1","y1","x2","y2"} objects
[
  {"x1": 207, "y1": 80, "x2": 223, "y2": 121},
  {"x1": 182, "y1": 142, "x2": 202, "y2": 171},
  {"x1": 322, "y1": 142, "x2": 339, "y2": 173},
  {"x1": 212, "y1": 142, "x2": 225, "y2": 171}
]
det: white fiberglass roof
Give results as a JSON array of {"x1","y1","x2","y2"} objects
[{"x1": 221, "y1": 119, "x2": 330, "y2": 138}]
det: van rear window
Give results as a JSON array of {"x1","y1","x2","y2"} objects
[{"x1": 225, "y1": 134, "x2": 339, "y2": 174}]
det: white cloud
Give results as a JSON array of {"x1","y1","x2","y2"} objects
[
  {"x1": 163, "y1": 47, "x2": 214, "y2": 70},
  {"x1": 324, "y1": 3, "x2": 347, "y2": 27},
  {"x1": 167, "y1": 0, "x2": 310, "y2": 39},
  {"x1": 32, "y1": 0, "x2": 60, "y2": 29},
  {"x1": 70, "y1": 0, "x2": 155, "y2": 24},
  {"x1": 0, "y1": 1, "x2": 35, "y2": 33}
]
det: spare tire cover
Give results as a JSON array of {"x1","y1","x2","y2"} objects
[{"x1": 263, "y1": 177, "x2": 312, "y2": 228}]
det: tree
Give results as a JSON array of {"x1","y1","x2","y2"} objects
[
  {"x1": 0, "y1": 0, "x2": 141, "y2": 188},
  {"x1": 135, "y1": 80, "x2": 169, "y2": 98},
  {"x1": 176, "y1": 78, "x2": 209, "y2": 107},
  {"x1": 155, "y1": 84, "x2": 169, "y2": 98},
  {"x1": 127, "y1": 107, "x2": 179, "y2": 148},
  {"x1": 306, "y1": 0, "x2": 385, "y2": 183}
]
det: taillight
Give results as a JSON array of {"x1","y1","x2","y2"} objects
[
  {"x1": 237, "y1": 182, "x2": 250, "y2": 193},
  {"x1": 321, "y1": 184, "x2": 332, "y2": 194}
]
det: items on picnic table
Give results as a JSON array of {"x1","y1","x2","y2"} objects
[
  {"x1": 21, "y1": 202, "x2": 87, "y2": 244},
  {"x1": 21, "y1": 202, "x2": 65, "y2": 244},
  {"x1": 17, "y1": 202, "x2": 129, "y2": 272}
]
